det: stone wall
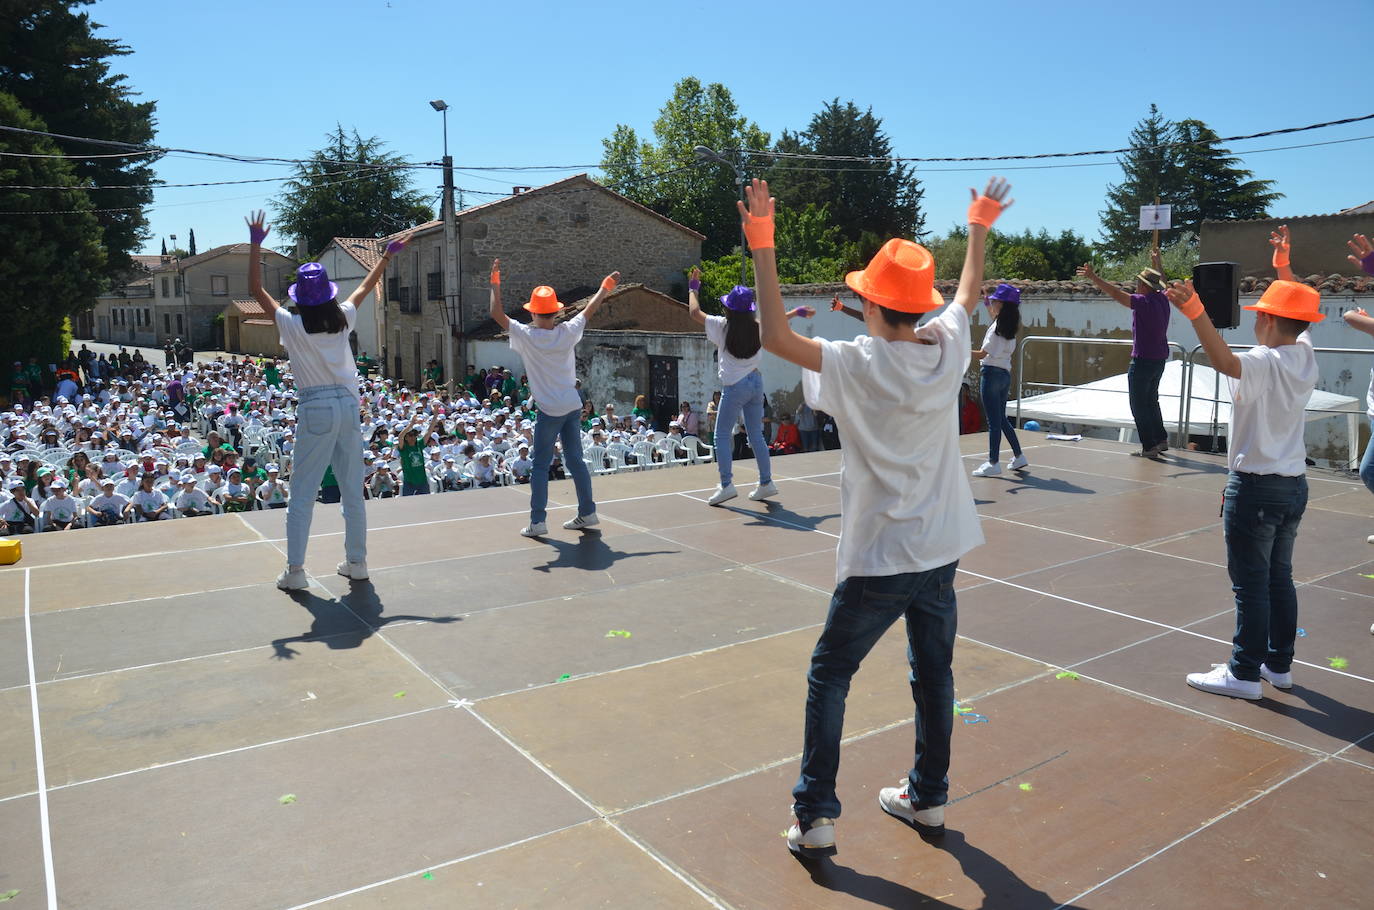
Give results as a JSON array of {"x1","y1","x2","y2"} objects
[{"x1": 1200, "y1": 212, "x2": 1374, "y2": 278}]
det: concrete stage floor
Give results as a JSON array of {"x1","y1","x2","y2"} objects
[{"x1": 3, "y1": 434, "x2": 1372, "y2": 909}]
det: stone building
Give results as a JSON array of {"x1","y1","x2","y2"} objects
[
  {"x1": 223, "y1": 298, "x2": 285, "y2": 358},
  {"x1": 378, "y1": 174, "x2": 703, "y2": 387}
]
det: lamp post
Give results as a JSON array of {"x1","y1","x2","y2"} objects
[
  {"x1": 170, "y1": 233, "x2": 189, "y2": 355},
  {"x1": 694, "y1": 145, "x2": 747, "y2": 285},
  {"x1": 431, "y1": 99, "x2": 460, "y2": 388}
]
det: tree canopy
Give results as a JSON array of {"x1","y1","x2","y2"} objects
[{"x1": 271, "y1": 126, "x2": 435, "y2": 257}]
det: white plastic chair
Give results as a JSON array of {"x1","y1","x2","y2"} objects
[
  {"x1": 582, "y1": 444, "x2": 608, "y2": 475},
  {"x1": 632, "y1": 440, "x2": 658, "y2": 470},
  {"x1": 681, "y1": 435, "x2": 714, "y2": 464}
]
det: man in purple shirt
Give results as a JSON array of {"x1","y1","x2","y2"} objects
[{"x1": 1078, "y1": 253, "x2": 1172, "y2": 457}]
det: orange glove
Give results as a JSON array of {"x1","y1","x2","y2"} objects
[
  {"x1": 1272, "y1": 248, "x2": 1290, "y2": 269},
  {"x1": 830, "y1": 296, "x2": 843, "y2": 312},
  {"x1": 741, "y1": 211, "x2": 774, "y2": 251},
  {"x1": 967, "y1": 195, "x2": 1005, "y2": 228},
  {"x1": 601, "y1": 275, "x2": 618, "y2": 292},
  {"x1": 1178, "y1": 291, "x2": 1204, "y2": 320},
  {"x1": 490, "y1": 267, "x2": 500, "y2": 286}
]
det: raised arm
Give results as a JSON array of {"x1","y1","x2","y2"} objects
[
  {"x1": 686, "y1": 267, "x2": 707, "y2": 326},
  {"x1": 246, "y1": 211, "x2": 282, "y2": 317},
  {"x1": 742, "y1": 179, "x2": 823, "y2": 373},
  {"x1": 1269, "y1": 224, "x2": 1294, "y2": 282},
  {"x1": 580, "y1": 271, "x2": 622, "y2": 323},
  {"x1": 1348, "y1": 233, "x2": 1374, "y2": 277},
  {"x1": 1342, "y1": 307, "x2": 1374, "y2": 339},
  {"x1": 957, "y1": 178, "x2": 1014, "y2": 315},
  {"x1": 488, "y1": 259, "x2": 509, "y2": 331},
  {"x1": 1076, "y1": 262, "x2": 1133, "y2": 308},
  {"x1": 1150, "y1": 244, "x2": 1164, "y2": 279},
  {"x1": 830, "y1": 295, "x2": 864, "y2": 322},
  {"x1": 348, "y1": 234, "x2": 411, "y2": 307},
  {"x1": 1167, "y1": 280, "x2": 1242, "y2": 378}
]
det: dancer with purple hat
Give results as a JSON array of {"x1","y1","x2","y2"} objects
[
  {"x1": 970, "y1": 283, "x2": 1028, "y2": 477},
  {"x1": 246, "y1": 210, "x2": 412, "y2": 591},
  {"x1": 685, "y1": 267, "x2": 813, "y2": 506}
]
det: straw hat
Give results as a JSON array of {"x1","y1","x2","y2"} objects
[{"x1": 845, "y1": 239, "x2": 943, "y2": 313}]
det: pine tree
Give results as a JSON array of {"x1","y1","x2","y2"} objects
[
  {"x1": 161, "y1": 237, "x2": 167, "y2": 256},
  {"x1": 188, "y1": 228, "x2": 196, "y2": 256},
  {"x1": 1098, "y1": 105, "x2": 1184, "y2": 258},
  {"x1": 1170, "y1": 120, "x2": 1281, "y2": 236}
]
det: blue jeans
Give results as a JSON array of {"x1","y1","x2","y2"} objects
[
  {"x1": 1359, "y1": 416, "x2": 1374, "y2": 495},
  {"x1": 1224, "y1": 472, "x2": 1307, "y2": 680},
  {"x1": 793, "y1": 563, "x2": 959, "y2": 823},
  {"x1": 286, "y1": 385, "x2": 366, "y2": 568},
  {"x1": 529, "y1": 408, "x2": 595, "y2": 525},
  {"x1": 800, "y1": 429, "x2": 820, "y2": 453},
  {"x1": 401, "y1": 481, "x2": 429, "y2": 496},
  {"x1": 713, "y1": 370, "x2": 771, "y2": 488},
  {"x1": 1127, "y1": 357, "x2": 1168, "y2": 450},
  {"x1": 979, "y1": 365, "x2": 1021, "y2": 464}
]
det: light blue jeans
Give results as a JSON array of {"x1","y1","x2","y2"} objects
[
  {"x1": 286, "y1": 385, "x2": 365, "y2": 567},
  {"x1": 1359, "y1": 416, "x2": 1374, "y2": 495},
  {"x1": 713, "y1": 369, "x2": 771, "y2": 488},
  {"x1": 529, "y1": 408, "x2": 596, "y2": 525}
]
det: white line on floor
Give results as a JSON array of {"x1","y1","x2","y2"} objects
[{"x1": 23, "y1": 568, "x2": 58, "y2": 909}]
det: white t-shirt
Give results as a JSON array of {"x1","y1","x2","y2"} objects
[
  {"x1": 704, "y1": 315, "x2": 762, "y2": 387},
  {"x1": 40, "y1": 494, "x2": 79, "y2": 523},
  {"x1": 175, "y1": 488, "x2": 211, "y2": 511},
  {"x1": 257, "y1": 480, "x2": 288, "y2": 505},
  {"x1": 1366, "y1": 367, "x2": 1373, "y2": 421},
  {"x1": 89, "y1": 492, "x2": 130, "y2": 514},
  {"x1": 1227, "y1": 331, "x2": 1317, "y2": 477},
  {"x1": 802, "y1": 304, "x2": 985, "y2": 583},
  {"x1": 0, "y1": 495, "x2": 34, "y2": 522},
  {"x1": 275, "y1": 302, "x2": 359, "y2": 392},
  {"x1": 980, "y1": 326, "x2": 1016, "y2": 372},
  {"x1": 130, "y1": 488, "x2": 167, "y2": 513},
  {"x1": 507, "y1": 313, "x2": 586, "y2": 417}
]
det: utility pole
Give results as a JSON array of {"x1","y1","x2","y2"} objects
[
  {"x1": 694, "y1": 145, "x2": 748, "y2": 285},
  {"x1": 432, "y1": 99, "x2": 461, "y2": 389}
]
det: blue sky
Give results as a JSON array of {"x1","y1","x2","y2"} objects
[{"x1": 92, "y1": 0, "x2": 1372, "y2": 257}]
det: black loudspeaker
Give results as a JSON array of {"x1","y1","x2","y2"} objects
[{"x1": 1192, "y1": 261, "x2": 1240, "y2": 329}]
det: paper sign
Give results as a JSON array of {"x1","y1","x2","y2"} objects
[{"x1": 1139, "y1": 204, "x2": 1172, "y2": 231}]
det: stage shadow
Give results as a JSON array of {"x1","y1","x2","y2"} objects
[
  {"x1": 270, "y1": 580, "x2": 460, "y2": 659},
  {"x1": 532, "y1": 533, "x2": 676, "y2": 574},
  {"x1": 737, "y1": 501, "x2": 841, "y2": 532},
  {"x1": 799, "y1": 828, "x2": 1085, "y2": 909},
  {"x1": 1000, "y1": 472, "x2": 1095, "y2": 496},
  {"x1": 1253, "y1": 682, "x2": 1374, "y2": 757}
]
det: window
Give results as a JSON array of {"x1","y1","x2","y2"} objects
[
  {"x1": 176, "y1": 313, "x2": 183, "y2": 334},
  {"x1": 386, "y1": 276, "x2": 399, "y2": 302},
  {"x1": 164, "y1": 314, "x2": 171, "y2": 333},
  {"x1": 174, "y1": 277, "x2": 183, "y2": 297},
  {"x1": 143, "y1": 307, "x2": 151, "y2": 327},
  {"x1": 161, "y1": 277, "x2": 170, "y2": 297},
  {"x1": 210, "y1": 275, "x2": 228, "y2": 296},
  {"x1": 427, "y1": 272, "x2": 443, "y2": 301},
  {"x1": 398, "y1": 286, "x2": 415, "y2": 314}
]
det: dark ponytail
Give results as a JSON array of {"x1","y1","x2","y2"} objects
[
  {"x1": 723, "y1": 309, "x2": 761, "y2": 360},
  {"x1": 994, "y1": 303, "x2": 1020, "y2": 340}
]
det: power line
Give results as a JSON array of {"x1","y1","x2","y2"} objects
[{"x1": 3, "y1": 162, "x2": 410, "y2": 191}]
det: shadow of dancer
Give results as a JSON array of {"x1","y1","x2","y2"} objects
[
  {"x1": 735, "y1": 500, "x2": 841, "y2": 533},
  {"x1": 1253, "y1": 682, "x2": 1374, "y2": 759},
  {"x1": 531, "y1": 532, "x2": 675, "y2": 574},
  {"x1": 800, "y1": 829, "x2": 1086, "y2": 909},
  {"x1": 271, "y1": 581, "x2": 460, "y2": 659},
  {"x1": 999, "y1": 473, "x2": 1096, "y2": 496}
]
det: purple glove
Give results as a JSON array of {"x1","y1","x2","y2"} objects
[
  {"x1": 248, "y1": 224, "x2": 268, "y2": 245},
  {"x1": 688, "y1": 278, "x2": 701, "y2": 292},
  {"x1": 386, "y1": 238, "x2": 407, "y2": 256},
  {"x1": 1363, "y1": 250, "x2": 1374, "y2": 277}
]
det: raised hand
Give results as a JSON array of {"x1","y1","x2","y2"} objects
[
  {"x1": 1076, "y1": 262, "x2": 1096, "y2": 280},
  {"x1": 737, "y1": 178, "x2": 776, "y2": 250},
  {"x1": 968, "y1": 177, "x2": 1014, "y2": 227},
  {"x1": 385, "y1": 231, "x2": 414, "y2": 257},
  {"x1": 830, "y1": 295, "x2": 843, "y2": 312},
  {"x1": 490, "y1": 258, "x2": 501, "y2": 286},
  {"x1": 1166, "y1": 279, "x2": 1203, "y2": 319},
  {"x1": 1348, "y1": 233, "x2": 1374, "y2": 276},
  {"x1": 601, "y1": 270, "x2": 621, "y2": 291},
  {"x1": 788, "y1": 306, "x2": 815, "y2": 319},
  {"x1": 246, "y1": 210, "x2": 270, "y2": 245},
  {"x1": 688, "y1": 266, "x2": 701, "y2": 292},
  {"x1": 1269, "y1": 224, "x2": 1291, "y2": 268}
]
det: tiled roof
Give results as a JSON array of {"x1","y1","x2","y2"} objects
[
  {"x1": 131, "y1": 254, "x2": 164, "y2": 270},
  {"x1": 328, "y1": 237, "x2": 385, "y2": 270},
  {"x1": 384, "y1": 174, "x2": 706, "y2": 242},
  {"x1": 782, "y1": 274, "x2": 1374, "y2": 298},
  {"x1": 230, "y1": 298, "x2": 267, "y2": 316},
  {"x1": 1339, "y1": 201, "x2": 1374, "y2": 215},
  {"x1": 150, "y1": 243, "x2": 292, "y2": 272},
  {"x1": 242, "y1": 318, "x2": 274, "y2": 327}
]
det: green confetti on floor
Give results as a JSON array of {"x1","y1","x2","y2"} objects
[
  {"x1": 1359, "y1": 573, "x2": 1374, "y2": 580},
  {"x1": 279, "y1": 794, "x2": 296, "y2": 805},
  {"x1": 1329, "y1": 657, "x2": 1349, "y2": 670},
  {"x1": 1018, "y1": 783, "x2": 1033, "y2": 792},
  {"x1": 422, "y1": 872, "x2": 434, "y2": 881},
  {"x1": 0, "y1": 891, "x2": 19, "y2": 902},
  {"x1": 954, "y1": 705, "x2": 974, "y2": 715},
  {"x1": 605, "y1": 630, "x2": 632, "y2": 639},
  {"x1": 558, "y1": 673, "x2": 572, "y2": 681},
  {"x1": 1055, "y1": 671, "x2": 1079, "y2": 680},
  {"x1": 394, "y1": 691, "x2": 406, "y2": 698}
]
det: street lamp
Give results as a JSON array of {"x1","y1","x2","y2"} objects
[
  {"x1": 694, "y1": 145, "x2": 747, "y2": 285},
  {"x1": 170, "y1": 233, "x2": 189, "y2": 354},
  {"x1": 431, "y1": 99, "x2": 459, "y2": 388}
]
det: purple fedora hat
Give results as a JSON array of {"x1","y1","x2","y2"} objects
[
  {"x1": 720, "y1": 285, "x2": 756, "y2": 312},
  {"x1": 986, "y1": 282, "x2": 1021, "y2": 305},
  {"x1": 288, "y1": 263, "x2": 339, "y2": 307}
]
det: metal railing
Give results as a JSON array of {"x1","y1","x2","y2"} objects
[{"x1": 1014, "y1": 336, "x2": 1192, "y2": 439}]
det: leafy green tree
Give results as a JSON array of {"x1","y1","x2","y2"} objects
[
  {"x1": 765, "y1": 99, "x2": 926, "y2": 249},
  {"x1": 599, "y1": 77, "x2": 770, "y2": 259},
  {"x1": 0, "y1": 0, "x2": 158, "y2": 280},
  {"x1": 996, "y1": 245, "x2": 1051, "y2": 280},
  {"x1": 0, "y1": 91, "x2": 105, "y2": 373},
  {"x1": 1093, "y1": 232, "x2": 1200, "y2": 283},
  {"x1": 1099, "y1": 104, "x2": 1185, "y2": 258},
  {"x1": 271, "y1": 126, "x2": 434, "y2": 257},
  {"x1": 1170, "y1": 119, "x2": 1281, "y2": 237}
]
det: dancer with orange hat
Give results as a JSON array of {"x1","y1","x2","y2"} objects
[
  {"x1": 488, "y1": 259, "x2": 620, "y2": 538},
  {"x1": 1168, "y1": 230, "x2": 1323, "y2": 700},
  {"x1": 739, "y1": 175, "x2": 1013, "y2": 857}
]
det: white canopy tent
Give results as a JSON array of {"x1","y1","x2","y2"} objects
[{"x1": 1009, "y1": 360, "x2": 1364, "y2": 465}]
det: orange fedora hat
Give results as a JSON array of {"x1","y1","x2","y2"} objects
[
  {"x1": 524, "y1": 286, "x2": 562, "y2": 315},
  {"x1": 1244, "y1": 280, "x2": 1324, "y2": 323},
  {"x1": 845, "y1": 238, "x2": 943, "y2": 313}
]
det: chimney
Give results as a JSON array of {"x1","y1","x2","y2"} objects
[
  {"x1": 295, "y1": 238, "x2": 309, "y2": 261},
  {"x1": 513, "y1": 186, "x2": 531, "y2": 195}
]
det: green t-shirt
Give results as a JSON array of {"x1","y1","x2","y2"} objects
[
  {"x1": 501, "y1": 376, "x2": 518, "y2": 397},
  {"x1": 424, "y1": 366, "x2": 442, "y2": 383},
  {"x1": 264, "y1": 365, "x2": 281, "y2": 387},
  {"x1": 9, "y1": 370, "x2": 26, "y2": 391},
  {"x1": 242, "y1": 467, "x2": 267, "y2": 485},
  {"x1": 399, "y1": 442, "x2": 428, "y2": 486},
  {"x1": 356, "y1": 356, "x2": 373, "y2": 377}
]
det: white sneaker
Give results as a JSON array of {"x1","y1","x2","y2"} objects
[
  {"x1": 520, "y1": 522, "x2": 548, "y2": 538},
  {"x1": 1259, "y1": 663, "x2": 1292, "y2": 690},
  {"x1": 786, "y1": 817, "x2": 836, "y2": 859},
  {"x1": 336, "y1": 561, "x2": 369, "y2": 581},
  {"x1": 562, "y1": 513, "x2": 599, "y2": 531},
  {"x1": 878, "y1": 780, "x2": 945, "y2": 835},
  {"x1": 1366, "y1": 534, "x2": 1374, "y2": 544},
  {"x1": 971, "y1": 461, "x2": 1001, "y2": 477},
  {"x1": 748, "y1": 481, "x2": 779, "y2": 501},
  {"x1": 1186, "y1": 663, "x2": 1261, "y2": 700},
  {"x1": 276, "y1": 567, "x2": 308, "y2": 591},
  {"x1": 1009, "y1": 454, "x2": 1029, "y2": 471},
  {"x1": 707, "y1": 484, "x2": 738, "y2": 506}
]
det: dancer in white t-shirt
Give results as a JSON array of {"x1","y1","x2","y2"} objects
[
  {"x1": 247, "y1": 210, "x2": 411, "y2": 590},
  {"x1": 741, "y1": 175, "x2": 1012, "y2": 858},
  {"x1": 971, "y1": 283, "x2": 1028, "y2": 477}
]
